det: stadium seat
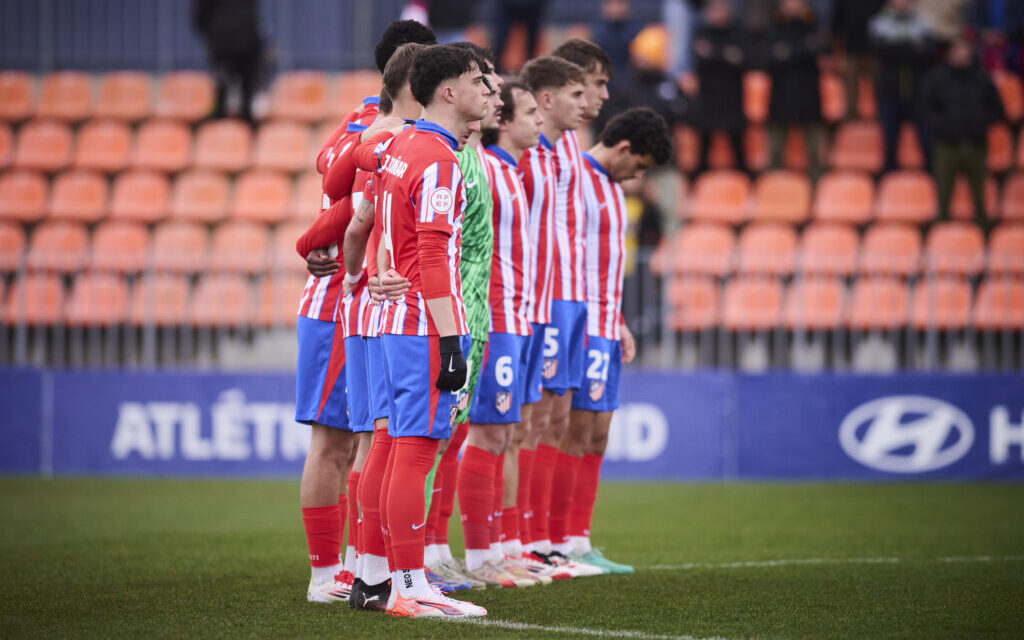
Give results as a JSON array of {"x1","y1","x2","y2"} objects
[
  {"x1": 923, "y1": 222, "x2": 985, "y2": 276},
  {"x1": 291, "y1": 170, "x2": 325, "y2": 219},
  {"x1": 781, "y1": 126, "x2": 810, "y2": 171},
  {"x1": 94, "y1": 71, "x2": 152, "y2": 122},
  {"x1": 49, "y1": 170, "x2": 108, "y2": 223},
  {"x1": 819, "y1": 72, "x2": 846, "y2": 122},
  {"x1": 847, "y1": 277, "x2": 910, "y2": 330},
  {"x1": 670, "y1": 222, "x2": 735, "y2": 277},
  {"x1": 911, "y1": 277, "x2": 972, "y2": 330},
  {"x1": 0, "y1": 71, "x2": 33, "y2": 121},
  {"x1": 798, "y1": 222, "x2": 858, "y2": 276},
  {"x1": 811, "y1": 171, "x2": 874, "y2": 225},
  {"x1": 751, "y1": 170, "x2": 810, "y2": 223},
  {"x1": 190, "y1": 274, "x2": 253, "y2": 327},
  {"x1": 721, "y1": 276, "x2": 783, "y2": 331},
  {"x1": 0, "y1": 123, "x2": 11, "y2": 169},
  {"x1": 987, "y1": 223, "x2": 1024, "y2": 275},
  {"x1": 973, "y1": 277, "x2": 1024, "y2": 330},
  {"x1": 897, "y1": 123, "x2": 924, "y2": 169},
  {"x1": 830, "y1": 120, "x2": 883, "y2": 173},
  {"x1": 169, "y1": 170, "x2": 229, "y2": 223},
  {"x1": 949, "y1": 176, "x2": 998, "y2": 220},
  {"x1": 35, "y1": 71, "x2": 91, "y2": 122},
  {"x1": 744, "y1": 126, "x2": 769, "y2": 172},
  {"x1": 875, "y1": 171, "x2": 936, "y2": 223},
  {"x1": 13, "y1": 119, "x2": 72, "y2": 172},
  {"x1": 258, "y1": 275, "x2": 305, "y2": 327},
  {"x1": 987, "y1": 123, "x2": 1013, "y2": 172},
  {"x1": 334, "y1": 70, "x2": 384, "y2": 116},
  {"x1": 5, "y1": 272, "x2": 64, "y2": 325},
  {"x1": 268, "y1": 71, "x2": 328, "y2": 122},
  {"x1": 230, "y1": 169, "x2": 290, "y2": 223},
  {"x1": 688, "y1": 170, "x2": 750, "y2": 225},
  {"x1": 194, "y1": 119, "x2": 251, "y2": 173},
  {"x1": 1001, "y1": 172, "x2": 1024, "y2": 220},
  {"x1": 208, "y1": 221, "x2": 270, "y2": 273},
  {"x1": 73, "y1": 119, "x2": 132, "y2": 173},
  {"x1": 743, "y1": 71, "x2": 770, "y2": 123},
  {"x1": 783, "y1": 277, "x2": 845, "y2": 330},
  {"x1": 151, "y1": 221, "x2": 208, "y2": 273},
  {"x1": 89, "y1": 221, "x2": 149, "y2": 273},
  {"x1": 735, "y1": 222, "x2": 797, "y2": 276},
  {"x1": 133, "y1": 119, "x2": 192, "y2": 173},
  {"x1": 154, "y1": 72, "x2": 213, "y2": 122},
  {"x1": 26, "y1": 220, "x2": 88, "y2": 273},
  {"x1": 673, "y1": 125, "x2": 699, "y2": 172},
  {"x1": 0, "y1": 169, "x2": 47, "y2": 222},
  {"x1": 271, "y1": 220, "x2": 314, "y2": 273},
  {"x1": 0, "y1": 221, "x2": 26, "y2": 271},
  {"x1": 130, "y1": 274, "x2": 190, "y2": 326},
  {"x1": 109, "y1": 170, "x2": 170, "y2": 223},
  {"x1": 66, "y1": 272, "x2": 129, "y2": 326},
  {"x1": 856, "y1": 75, "x2": 877, "y2": 119},
  {"x1": 253, "y1": 120, "x2": 313, "y2": 173},
  {"x1": 859, "y1": 223, "x2": 922, "y2": 277},
  {"x1": 992, "y1": 70, "x2": 1023, "y2": 123},
  {"x1": 666, "y1": 276, "x2": 719, "y2": 331}
]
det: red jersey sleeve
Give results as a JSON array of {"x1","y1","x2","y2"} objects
[{"x1": 295, "y1": 196, "x2": 351, "y2": 259}]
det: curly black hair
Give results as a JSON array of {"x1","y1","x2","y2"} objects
[
  {"x1": 373, "y1": 20, "x2": 437, "y2": 73},
  {"x1": 449, "y1": 41, "x2": 495, "y2": 74},
  {"x1": 598, "y1": 107, "x2": 672, "y2": 165},
  {"x1": 552, "y1": 38, "x2": 614, "y2": 79},
  {"x1": 410, "y1": 44, "x2": 482, "y2": 107}
]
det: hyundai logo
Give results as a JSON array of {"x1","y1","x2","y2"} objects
[{"x1": 839, "y1": 396, "x2": 974, "y2": 473}]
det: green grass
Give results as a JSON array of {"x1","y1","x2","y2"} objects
[{"x1": 1, "y1": 479, "x2": 1023, "y2": 639}]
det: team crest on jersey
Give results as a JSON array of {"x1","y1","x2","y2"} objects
[
  {"x1": 449, "y1": 403, "x2": 458, "y2": 425},
  {"x1": 456, "y1": 389, "x2": 470, "y2": 412},
  {"x1": 429, "y1": 187, "x2": 454, "y2": 215},
  {"x1": 542, "y1": 358, "x2": 558, "y2": 380},
  {"x1": 589, "y1": 380, "x2": 605, "y2": 402},
  {"x1": 495, "y1": 391, "x2": 512, "y2": 414}
]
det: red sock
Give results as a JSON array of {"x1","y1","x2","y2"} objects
[
  {"x1": 436, "y1": 423, "x2": 467, "y2": 545},
  {"x1": 549, "y1": 452, "x2": 580, "y2": 545},
  {"x1": 380, "y1": 436, "x2": 399, "y2": 572},
  {"x1": 491, "y1": 452, "x2": 505, "y2": 545},
  {"x1": 529, "y1": 444, "x2": 560, "y2": 544},
  {"x1": 345, "y1": 472, "x2": 360, "y2": 553},
  {"x1": 570, "y1": 453, "x2": 603, "y2": 538},
  {"x1": 502, "y1": 505, "x2": 519, "y2": 543},
  {"x1": 301, "y1": 504, "x2": 341, "y2": 567},
  {"x1": 517, "y1": 448, "x2": 534, "y2": 544},
  {"x1": 424, "y1": 465, "x2": 443, "y2": 546},
  {"x1": 457, "y1": 445, "x2": 498, "y2": 552},
  {"x1": 358, "y1": 430, "x2": 392, "y2": 559},
  {"x1": 386, "y1": 437, "x2": 440, "y2": 570}
]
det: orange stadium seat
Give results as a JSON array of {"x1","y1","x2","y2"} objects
[
  {"x1": 0, "y1": 221, "x2": 26, "y2": 271},
  {"x1": 722, "y1": 276, "x2": 783, "y2": 331},
  {"x1": 5, "y1": 272, "x2": 65, "y2": 325},
  {"x1": 743, "y1": 71, "x2": 770, "y2": 123},
  {"x1": 335, "y1": 71, "x2": 383, "y2": 116},
  {"x1": 911, "y1": 277, "x2": 971, "y2": 330},
  {"x1": 670, "y1": 222, "x2": 735, "y2": 277},
  {"x1": 155, "y1": 72, "x2": 214, "y2": 122},
  {"x1": 0, "y1": 123, "x2": 12, "y2": 169},
  {"x1": 253, "y1": 120, "x2": 312, "y2": 173},
  {"x1": 735, "y1": 222, "x2": 797, "y2": 276},
  {"x1": 860, "y1": 223, "x2": 922, "y2": 277},
  {"x1": 35, "y1": 71, "x2": 91, "y2": 122},
  {"x1": 0, "y1": 72, "x2": 33, "y2": 121},
  {"x1": 988, "y1": 123, "x2": 1013, "y2": 172},
  {"x1": 73, "y1": 119, "x2": 132, "y2": 173},
  {"x1": 875, "y1": 171, "x2": 936, "y2": 223},
  {"x1": 13, "y1": 119, "x2": 72, "y2": 172},
  {"x1": 667, "y1": 276, "x2": 719, "y2": 331},
  {"x1": 0, "y1": 169, "x2": 47, "y2": 222},
  {"x1": 781, "y1": 127, "x2": 810, "y2": 171},
  {"x1": 897, "y1": 123, "x2": 924, "y2": 169},
  {"x1": 819, "y1": 72, "x2": 846, "y2": 122},
  {"x1": 269, "y1": 71, "x2": 328, "y2": 122},
  {"x1": 271, "y1": 220, "x2": 311, "y2": 273},
  {"x1": 151, "y1": 221, "x2": 208, "y2": 273},
  {"x1": 94, "y1": 71, "x2": 152, "y2": 122},
  {"x1": 66, "y1": 272, "x2": 129, "y2": 326},
  {"x1": 830, "y1": 120, "x2": 883, "y2": 173},
  {"x1": 784, "y1": 277, "x2": 846, "y2": 330},
  {"x1": 857, "y1": 75, "x2": 877, "y2": 119},
  {"x1": 992, "y1": 70, "x2": 1023, "y2": 123},
  {"x1": 811, "y1": 171, "x2": 874, "y2": 225},
  {"x1": 49, "y1": 170, "x2": 108, "y2": 223},
  {"x1": 131, "y1": 274, "x2": 190, "y2": 326},
  {"x1": 847, "y1": 277, "x2": 909, "y2": 330},
  {"x1": 258, "y1": 274, "x2": 305, "y2": 327},
  {"x1": 923, "y1": 221, "x2": 985, "y2": 276},
  {"x1": 230, "y1": 169, "x2": 290, "y2": 223},
  {"x1": 1001, "y1": 172, "x2": 1024, "y2": 220},
  {"x1": 169, "y1": 170, "x2": 229, "y2": 223},
  {"x1": 688, "y1": 170, "x2": 750, "y2": 225},
  {"x1": 208, "y1": 221, "x2": 270, "y2": 273},
  {"x1": 89, "y1": 221, "x2": 149, "y2": 273},
  {"x1": 949, "y1": 176, "x2": 998, "y2": 220},
  {"x1": 133, "y1": 119, "x2": 192, "y2": 173},
  {"x1": 798, "y1": 222, "x2": 858, "y2": 276},
  {"x1": 26, "y1": 220, "x2": 88, "y2": 273},
  {"x1": 744, "y1": 126, "x2": 769, "y2": 172},
  {"x1": 194, "y1": 119, "x2": 251, "y2": 173},
  {"x1": 988, "y1": 223, "x2": 1024, "y2": 275},
  {"x1": 292, "y1": 170, "x2": 325, "y2": 219},
  {"x1": 752, "y1": 170, "x2": 810, "y2": 223},
  {"x1": 109, "y1": 170, "x2": 170, "y2": 223},
  {"x1": 673, "y1": 125, "x2": 699, "y2": 172},
  {"x1": 973, "y1": 277, "x2": 1024, "y2": 330},
  {"x1": 190, "y1": 274, "x2": 254, "y2": 327}
]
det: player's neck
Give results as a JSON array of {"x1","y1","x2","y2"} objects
[
  {"x1": 587, "y1": 143, "x2": 614, "y2": 171},
  {"x1": 466, "y1": 131, "x2": 482, "y2": 149},
  {"x1": 421, "y1": 105, "x2": 466, "y2": 145},
  {"x1": 497, "y1": 137, "x2": 527, "y2": 161},
  {"x1": 539, "y1": 118, "x2": 565, "y2": 147},
  {"x1": 391, "y1": 96, "x2": 420, "y2": 121}
]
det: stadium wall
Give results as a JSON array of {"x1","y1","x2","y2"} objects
[{"x1": 2, "y1": 368, "x2": 1022, "y2": 480}]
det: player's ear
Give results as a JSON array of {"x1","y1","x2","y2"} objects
[
  {"x1": 536, "y1": 89, "x2": 554, "y2": 111},
  {"x1": 440, "y1": 80, "x2": 456, "y2": 105},
  {"x1": 614, "y1": 139, "x2": 632, "y2": 158}
]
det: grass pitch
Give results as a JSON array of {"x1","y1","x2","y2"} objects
[{"x1": 1, "y1": 478, "x2": 1022, "y2": 640}]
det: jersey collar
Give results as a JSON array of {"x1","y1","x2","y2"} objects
[
  {"x1": 485, "y1": 144, "x2": 519, "y2": 167},
  {"x1": 538, "y1": 133, "x2": 555, "y2": 151},
  {"x1": 581, "y1": 151, "x2": 608, "y2": 177},
  {"x1": 413, "y1": 119, "x2": 459, "y2": 151},
  {"x1": 345, "y1": 122, "x2": 368, "y2": 133},
  {"x1": 362, "y1": 95, "x2": 380, "y2": 105}
]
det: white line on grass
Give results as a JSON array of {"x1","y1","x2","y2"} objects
[
  {"x1": 647, "y1": 554, "x2": 1024, "y2": 571},
  {"x1": 438, "y1": 617, "x2": 737, "y2": 640}
]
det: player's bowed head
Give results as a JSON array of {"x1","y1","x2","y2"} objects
[
  {"x1": 590, "y1": 107, "x2": 673, "y2": 184},
  {"x1": 410, "y1": 45, "x2": 492, "y2": 145}
]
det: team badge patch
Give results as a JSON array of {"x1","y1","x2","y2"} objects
[
  {"x1": 495, "y1": 391, "x2": 512, "y2": 414},
  {"x1": 589, "y1": 380, "x2": 605, "y2": 402},
  {"x1": 449, "y1": 403, "x2": 458, "y2": 425},
  {"x1": 429, "y1": 187, "x2": 454, "y2": 214},
  {"x1": 456, "y1": 389, "x2": 470, "y2": 412},
  {"x1": 542, "y1": 358, "x2": 558, "y2": 380}
]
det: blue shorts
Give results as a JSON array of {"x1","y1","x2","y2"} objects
[
  {"x1": 382, "y1": 334, "x2": 471, "y2": 440},
  {"x1": 295, "y1": 316, "x2": 350, "y2": 430},
  {"x1": 571, "y1": 335, "x2": 622, "y2": 412},
  {"x1": 524, "y1": 324, "x2": 545, "y2": 404},
  {"x1": 365, "y1": 336, "x2": 389, "y2": 421},
  {"x1": 540, "y1": 300, "x2": 587, "y2": 395},
  {"x1": 469, "y1": 332, "x2": 531, "y2": 424},
  {"x1": 344, "y1": 336, "x2": 373, "y2": 432}
]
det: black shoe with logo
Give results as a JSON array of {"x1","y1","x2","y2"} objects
[{"x1": 349, "y1": 577, "x2": 390, "y2": 611}]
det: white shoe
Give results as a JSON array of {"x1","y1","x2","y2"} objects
[
  {"x1": 546, "y1": 550, "x2": 604, "y2": 578},
  {"x1": 388, "y1": 584, "x2": 487, "y2": 618},
  {"x1": 502, "y1": 555, "x2": 550, "y2": 585},
  {"x1": 306, "y1": 571, "x2": 353, "y2": 603}
]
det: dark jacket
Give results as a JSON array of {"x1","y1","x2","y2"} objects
[
  {"x1": 691, "y1": 24, "x2": 747, "y2": 132},
  {"x1": 868, "y1": 9, "x2": 935, "y2": 104},
  {"x1": 192, "y1": 0, "x2": 261, "y2": 61},
  {"x1": 428, "y1": 0, "x2": 477, "y2": 31},
  {"x1": 830, "y1": 0, "x2": 886, "y2": 54},
  {"x1": 766, "y1": 18, "x2": 824, "y2": 123},
  {"x1": 919, "y1": 63, "x2": 1005, "y2": 143}
]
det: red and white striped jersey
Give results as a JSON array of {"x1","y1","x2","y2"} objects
[
  {"x1": 519, "y1": 136, "x2": 558, "y2": 325},
  {"x1": 580, "y1": 152, "x2": 627, "y2": 340},
  {"x1": 552, "y1": 129, "x2": 587, "y2": 303},
  {"x1": 482, "y1": 145, "x2": 533, "y2": 335},
  {"x1": 377, "y1": 121, "x2": 468, "y2": 337},
  {"x1": 336, "y1": 169, "x2": 375, "y2": 338}
]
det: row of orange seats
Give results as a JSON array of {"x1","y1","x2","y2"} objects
[
  {"x1": 656, "y1": 221, "x2": 1024, "y2": 278},
  {"x1": 0, "y1": 70, "x2": 382, "y2": 124},
  {"x1": 668, "y1": 275, "x2": 1023, "y2": 332}
]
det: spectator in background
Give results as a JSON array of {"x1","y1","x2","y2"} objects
[
  {"x1": 663, "y1": 0, "x2": 703, "y2": 77},
  {"x1": 916, "y1": 0, "x2": 973, "y2": 47},
  {"x1": 920, "y1": 39, "x2": 1004, "y2": 230},
  {"x1": 427, "y1": 0, "x2": 476, "y2": 43},
  {"x1": 969, "y1": 0, "x2": 1024, "y2": 73},
  {"x1": 831, "y1": 0, "x2": 886, "y2": 118},
  {"x1": 766, "y1": 0, "x2": 825, "y2": 180},
  {"x1": 869, "y1": 0, "x2": 935, "y2": 173},
  {"x1": 691, "y1": 0, "x2": 748, "y2": 175},
  {"x1": 593, "y1": 0, "x2": 644, "y2": 94},
  {"x1": 192, "y1": 0, "x2": 263, "y2": 124},
  {"x1": 492, "y1": 0, "x2": 547, "y2": 71}
]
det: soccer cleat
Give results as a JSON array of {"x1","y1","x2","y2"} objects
[
  {"x1": 575, "y1": 548, "x2": 634, "y2": 574},
  {"x1": 546, "y1": 550, "x2": 605, "y2": 578},
  {"x1": 348, "y1": 577, "x2": 390, "y2": 611},
  {"x1": 501, "y1": 555, "x2": 549, "y2": 586},
  {"x1": 387, "y1": 584, "x2": 487, "y2": 618},
  {"x1": 523, "y1": 551, "x2": 572, "y2": 580},
  {"x1": 433, "y1": 559, "x2": 487, "y2": 590},
  {"x1": 307, "y1": 575, "x2": 351, "y2": 603},
  {"x1": 462, "y1": 560, "x2": 520, "y2": 588},
  {"x1": 426, "y1": 567, "x2": 471, "y2": 592}
]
